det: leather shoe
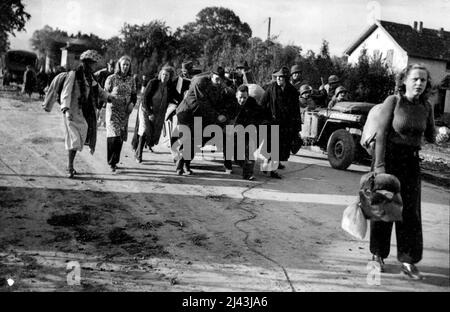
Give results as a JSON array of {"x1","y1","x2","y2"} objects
[
  {"x1": 278, "y1": 163, "x2": 286, "y2": 170},
  {"x1": 372, "y1": 255, "x2": 385, "y2": 273},
  {"x1": 67, "y1": 168, "x2": 75, "y2": 179},
  {"x1": 401, "y1": 263, "x2": 422, "y2": 280}
]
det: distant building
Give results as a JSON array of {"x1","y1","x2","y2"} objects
[
  {"x1": 60, "y1": 39, "x2": 90, "y2": 70},
  {"x1": 344, "y1": 20, "x2": 450, "y2": 116}
]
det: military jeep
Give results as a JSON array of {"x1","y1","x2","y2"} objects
[{"x1": 300, "y1": 101, "x2": 376, "y2": 170}]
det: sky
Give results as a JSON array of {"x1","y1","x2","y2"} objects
[{"x1": 9, "y1": 0, "x2": 450, "y2": 56}]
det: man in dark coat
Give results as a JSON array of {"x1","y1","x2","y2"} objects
[
  {"x1": 320, "y1": 74, "x2": 341, "y2": 103},
  {"x1": 172, "y1": 65, "x2": 227, "y2": 175},
  {"x1": 230, "y1": 84, "x2": 270, "y2": 180},
  {"x1": 94, "y1": 59, "x2": 115, "y2": 88},
  {"x1": 260, "y1": 66, "x2": 301, "y2": 177}
]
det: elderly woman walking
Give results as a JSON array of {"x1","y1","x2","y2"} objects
[
  {"x1": 104, "y1": 55, "x2": 137, "y2": 172},
  {"x1": 132, "y1": 66, "x2": 179, "y2": 163},
  {"x1": 60, "y1": 50, "x2": 113, "y2": 178},
  {"x1": 369, "y1": 64, "x2": 442, "y2": 279}
]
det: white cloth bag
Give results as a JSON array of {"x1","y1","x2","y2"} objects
[{"x1": 341, "y1": 199, "x2": 368, "y2": 240}]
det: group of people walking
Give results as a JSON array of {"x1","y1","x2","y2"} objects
[
  {"x1": 20, "y1": 65, "x2": 66, "y2": 99},
  {"x1": 42, "y1": 48, "x2": 445, "y2": 281}
]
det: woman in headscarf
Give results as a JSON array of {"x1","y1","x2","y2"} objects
[
  {"x1": 60, "y1": 50, "x2": 113, "y2": 178},
  {"x1": 132, "y1": 66, "x2": 179, "y2": 163},
  {"x1": 104, "y1": 55, "x2": 137, "y2": 172}
]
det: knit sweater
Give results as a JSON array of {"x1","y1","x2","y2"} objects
[{"x1": 374, "y1": 94, "x2": 436, "y2": 170}]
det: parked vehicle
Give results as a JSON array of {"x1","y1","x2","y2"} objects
[
  {"x1": 300, "y1": 101, "x2": 377, "y2": 170},
  {"x1": 3, "y1": 50, "x2": 38, "y2": 85}
]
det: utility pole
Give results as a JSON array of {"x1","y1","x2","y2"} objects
[{"x1": 267, "y1": 17, "x2": 271, "y2": 41}]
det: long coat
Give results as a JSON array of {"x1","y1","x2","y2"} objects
[
  {"x1": 260, "y1": 81, "x2": 301, "y2": 161},
  {"x1": 132, "y1": 78, "x2": 180, "y2": 148},
  {"x1": 60, "y1": 70, "x2": 108, "y2": 152},
  {"x1": 22, "y1": 69, "x2": 36, "y2": 95},
  {"x1": 175, "y1": 74, "x2": 225, "y2": 127}
]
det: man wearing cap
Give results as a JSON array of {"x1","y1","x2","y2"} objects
[
  {"x1": 260, "y1": 66, "x2": 301, "y2": 177},
  {"x1": 299, "y1": 84, "x2": 318, "y2": 123},
  {"x1": 172, "y1": 65, "x2": 228, "y2": 175},
  {"x1": 328, "y1": 86, "x2": 349, "y2": 109},
  {"x1": 319, "y1": 74, "x2": 340, "y2": 103},
  {"x1": 290, "y1": 64, "x2": 303, "y2": 90}
]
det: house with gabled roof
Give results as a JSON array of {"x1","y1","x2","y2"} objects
[{"x1": 344, "y1": 20, "x2": 450, "y2": 116}]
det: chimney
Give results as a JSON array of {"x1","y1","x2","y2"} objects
[
  {"x1": 419, "y1": 21, "x2": 423, "y2": 32},
  {"x1": 413, "y1": 21, "x2": 418, "y2": 30}
]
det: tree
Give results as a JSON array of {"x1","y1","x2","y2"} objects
[
  {"x1": 30, "y1": 25, "x2": 68, "y2": 59},
  {"x1": 103, "y1": 36, "x2": 125, "y2": 64},
  {"x1": 120, "y1": 21, "x2": 177, "y2": 76},
  {"x1": 31, "y1": 26, "x2": 107, "y2": 69},
  {"x1": 0, "y1": 0, "x2": 31, "y2": 53},
  {"x1": 344, "y1": 48, "x2": 395, "y2": 103},
  {"x1": 176, "y1": 7, "x2": 252, "y2": 67},
  {"x1": 69, "y1": 32, "x2": 106, "y2": 54}
]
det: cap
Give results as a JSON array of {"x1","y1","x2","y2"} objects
[
  {"x1": 335, "y1": 86, "x2": 347, "y2": 96},
  {"x1": 328, "y1": 75, "x2": 340, "y2": 84},
  {"x1": 211, "y1": 65, "x2": 225, "y2": 78},
  {"x1": 299, "y1": 84, "x2": 313, "y2": 95},
  {"x1": 290, "y1": 65, "x2": 302, "y2": 75},
  {"x1": 273, "y1": 66, "x2": 290, "y2": 77}
]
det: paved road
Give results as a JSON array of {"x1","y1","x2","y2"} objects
[{"x1": 0, "y1": 93, "x2": 448, "y2": 292}]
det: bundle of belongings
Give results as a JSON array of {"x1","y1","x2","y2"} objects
[
  {"x1": 359, "y1": 172, "x2": 403, "y2": 222},
  {"x1": 342, "y1": 171, "x2": 403, "y2": 240}
]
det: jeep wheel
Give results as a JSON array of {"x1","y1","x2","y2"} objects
[{"x1": 327, "y1": 129, "x2": 355, "y2": 170}]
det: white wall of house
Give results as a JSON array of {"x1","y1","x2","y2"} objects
[
  {"x1": 408, "y1": 56, "x2": 448, "y2": 85},
  {"x1": 60, "y1": 49, "x2": 68, "y2": 68},
  {"x1": 445, "y1": 90, "x2": 450, "y2": 113},
  {"x1": 408, "y1": 56, "x2": 450, "y2": 113},
  {"x1": 347, "y1": 26, "x2": 408, "y2": 72}
]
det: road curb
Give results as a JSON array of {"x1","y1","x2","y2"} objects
[{"x1": 421, "y1": 169, "x2": 450, "y2": 189}]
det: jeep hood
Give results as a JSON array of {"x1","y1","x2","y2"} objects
[{"x1": 331, "y1": 102, "x2": 377, "y2": 114}]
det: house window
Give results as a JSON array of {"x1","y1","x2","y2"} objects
[
  {"x1": 386, "y1": 49, "x2": 394, "y2": 67},
  {"x1": 373, "y1": 49, "x2": 381, "y2": 60},
  {"x1": 446, "y1": 61, "x2": 450, "y2": 71}
]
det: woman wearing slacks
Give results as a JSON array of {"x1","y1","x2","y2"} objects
[{"x1": 104, "y1": 55, "x2": 137, "y2": 172}]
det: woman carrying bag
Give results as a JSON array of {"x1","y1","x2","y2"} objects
[{"x1": 369, "y1": 64, "x2": 440, "y2": 279}]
